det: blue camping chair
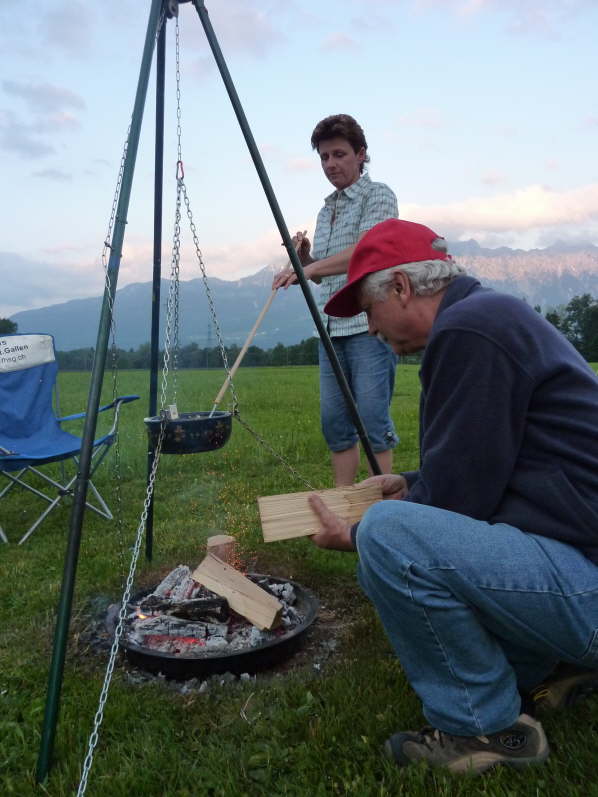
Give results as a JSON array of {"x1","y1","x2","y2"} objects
[{"x1": 0, "y1": 333, "x2": 139, "y2": 544}]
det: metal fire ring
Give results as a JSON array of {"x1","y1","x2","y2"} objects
[{"x1": 120, "y1": 575, "x2": 319, "y2": 679}]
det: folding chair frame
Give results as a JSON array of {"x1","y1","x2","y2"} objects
[{"x1": 0, "y1": 395, "x2": 136, "y2": 544}]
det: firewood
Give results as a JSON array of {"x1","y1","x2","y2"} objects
[
  {"x1": 206, "y1": 534, "x2": 236, "y2": 565},
  {"x1": 257, "y1": 483, "x2": 382, "y2": 543},
  {"x1": 192, "y1": 554, "x2": 283, "y2": 630}
]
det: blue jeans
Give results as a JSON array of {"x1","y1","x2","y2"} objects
[
  {"x1": 319, "y1": 334, "x2": 398, "y2": 453},
  {"x1": 356, "y1": 500, "x2": 598, "y2": 736}
]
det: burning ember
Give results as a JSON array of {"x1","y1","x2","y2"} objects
[{"x1": 124, "y1": 565, "x2": 304, "y2": 659}]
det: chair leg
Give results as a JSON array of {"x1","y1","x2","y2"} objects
[
  {"x1": 0, "y1": 525, "x2": 8, "y2": 544},
  {"x1": 85, "y1": 479, "x2": 114, "y2": 520},
  {"x1": 17, "y1": 491, "x2": 67, "y2": 545}
]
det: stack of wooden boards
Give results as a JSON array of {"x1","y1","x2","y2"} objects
[{"x1": 257, "y1": 483, "x2": 382, "y2": 543}]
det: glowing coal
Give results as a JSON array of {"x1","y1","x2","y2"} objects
[{"x1": 124, "y1": 565, "x2": 304, "y2": 659}]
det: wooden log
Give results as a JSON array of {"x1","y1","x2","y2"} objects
[
  {"x1": 258, "y1": 483, "x2": 383, "y2": 543},
  {"x1": 192, "y1": 553, "x2": 283, "y2": 630},
  {"x1": 206, "y1": 534, "x2": 236, "y2": 565}
]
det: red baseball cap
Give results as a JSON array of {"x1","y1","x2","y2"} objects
[{"x1": 324, "y1": 218, "x2": 449, "y2": 317}]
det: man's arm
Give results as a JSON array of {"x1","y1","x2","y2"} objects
[{"x1": 406, "y1": 329, "x2": 533, "y2": 519}]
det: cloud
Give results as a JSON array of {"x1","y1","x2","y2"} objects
[
  {"x1": 351, "y1": 13, "x2": 396, "y2": 32},
  {"x1": 286, "y1": 157, "x2": 317, "y2": 173},
  {"x1": 320, "y1": 33, "x2": 360, "y2": 52},
  {"x1": 2, "y1": 80, "x2": 85, "y2": 113},
  {"x1": 396, "y1": 108, "x2": 444, "y2": 128},
  {"x1": 39, "y1": 1, "x2": 94, "y2": 58},
  {"x1": 0, "y1": 250, "x2": 102, "y2": 316},
  {"x1": 182, "y1": 1, "x2": 282, "y2": 59},
  {"x1": 413, "y1": 0, "x2": 594, "y2": 37},
  {"x1": 0, "y1": 110, "x2": 55, "y2": 158},
  {"x1": 0, "y1": 80, "x2": 84, "y2": 158},
  {"x1": 118, "y1": 231, "x2": 290, "y2": 287},
  {"x1": 402, "y1": 182, "x2": 598, "y2": 239},
  {"x1": 480, "y1": 171, "x2": 506, "y2": 186},
  {"x1": 32, "y1": 168, "x2": 72, "y2": 182}
]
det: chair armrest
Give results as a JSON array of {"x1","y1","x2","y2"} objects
[{"x1": 57, "y1": 395, "x2": 140, "y2": 422}]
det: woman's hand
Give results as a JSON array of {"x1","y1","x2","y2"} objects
[{"x1": 271, "y1": 231, "x2": 313, "y2": 290}]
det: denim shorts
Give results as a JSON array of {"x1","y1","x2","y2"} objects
[{"x1": 319, "y1": 333, "x2": 398, "y2": 453}]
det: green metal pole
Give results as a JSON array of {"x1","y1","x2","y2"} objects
[
  {"x1": 36, "y1": 0, "x2": 165, "y2": 782},
  {"x1": 191, "y1": 0, "x2": 381, "y2": 476},
  {"x1": 146, "y1": 14, "x2": 167, "y2": 562}
]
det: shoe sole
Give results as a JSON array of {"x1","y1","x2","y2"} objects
[{"x1": 383, "y1": 740, "x2": 550, "y2": 774}]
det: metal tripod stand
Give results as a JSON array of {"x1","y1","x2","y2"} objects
[{"x1": 36, "y1": 0, "x2": 382, "y2": 782}]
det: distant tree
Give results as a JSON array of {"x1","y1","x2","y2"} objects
[
  {"x1": 0, "y1": 318, "x2": 17, "y2": 334},
  {"x1": 270, "y1": 342, "x2": 287, "y2": 367},
  {"x1": 545, "y1": 309, "x2": 563, "y2": 331},
  {"x1": 560, "y1": 294, "x2": 597, "y2": 359},
  {"x1": 546, "y1": 294, "x2": 598, "y2": 361}
]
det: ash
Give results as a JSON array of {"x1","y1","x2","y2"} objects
[{"x1": 123, "y1": 566, "x2": 304, "y2": 658}]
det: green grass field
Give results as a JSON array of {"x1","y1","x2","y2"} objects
[{"x1": 2, "y1": 364, "x2": 598, "y2": 796}]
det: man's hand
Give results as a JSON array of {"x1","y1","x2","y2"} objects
[
  {"x1": 359, "y1": 473, "x2": 409, "y2": 500},
  {"x1": 307, "y1": 493, "x2": 355, "y2": 551}
]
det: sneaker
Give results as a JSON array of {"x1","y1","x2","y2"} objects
[
  {"x1": 530, "y1": 662, "x2": 598, "y2": 711},
  {"x1": 384, "y1": 713, "x2": 549, "y2": 774}
]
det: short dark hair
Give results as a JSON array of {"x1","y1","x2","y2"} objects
[{"x1": 311, "y1": 114, "x2": 370, "y2": 173}]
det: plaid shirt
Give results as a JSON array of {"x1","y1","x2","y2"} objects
[{"x1": 312, "y1": 171, "x2": 398, "y2": 336}]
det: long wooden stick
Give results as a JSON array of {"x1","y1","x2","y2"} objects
[
  {"x1": 210, "y1": 237, "x2": 303, "y2": 414},
  {"x1": 210, "y1": 289, "x2": 277, "y2": 413}
]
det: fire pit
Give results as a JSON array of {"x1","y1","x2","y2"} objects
[{"x1": 119, "y1": 565, "x2": 319, "y2": 679}]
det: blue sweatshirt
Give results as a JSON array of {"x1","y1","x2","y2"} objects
[{"x1": 359, "y1": 276, "x2": 598, "y2": 563}]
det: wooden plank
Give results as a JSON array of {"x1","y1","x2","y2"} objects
[
  {"x1": 258, "y1": 483, "x2": 382, "y2": 543},
  {"x1": 192, "y1": 553, "x2": 282, "y2": 630},
  {"x1": 206, "y1": 534, "x2": 236, "y2": 565}
]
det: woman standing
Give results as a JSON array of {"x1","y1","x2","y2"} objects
[{"x1": 273, "y1": 114, "x2": 398, "y2": 485}]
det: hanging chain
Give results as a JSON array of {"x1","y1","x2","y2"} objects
[
  {"x1": 180, "y1": 183, "x2": 239, "y2": 409},
  {"x1": 160, "y1": 17, "x2": 186, "y2": 411},
  {"x1": 77, "y1": 428, "x2": 166, "y2": 797},
  {"x1": 170, "y1": 18, "x2": 314, "y2": 486},
  {"x1": 233, "y1": 415, "x2": 315, "y2": 489},
  {"x1": 77, "y1": 11, "x2": 172, "y2": 796},
  {"x1": 101, "y1": 124, "x2": 131, "y2": 581},
  {"x1": 161, "y1": 181, "x2": 182, "y2": 410}
]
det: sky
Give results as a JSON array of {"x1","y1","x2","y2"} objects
[{"x1": 1, "y1": 0, "x2": 597, "y2": 318}]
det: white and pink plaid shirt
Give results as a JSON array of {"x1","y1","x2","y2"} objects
[{"x1": 312, "y1": 171, "x2": 398, "y2": 337}]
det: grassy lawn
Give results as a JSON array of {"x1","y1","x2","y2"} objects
[{"x1": 1, "y1": 364, "x2": 598, "y2": 796}]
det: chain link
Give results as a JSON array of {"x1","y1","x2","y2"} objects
[
  {"x1": 81, "y1": 15, "x2": 318, "y2": 791},
  {"x1": 101, "y1": 124, "x2": 132, "y2": 581},
  {"x1": 233, "y1": 413, "x2": 315, "y2": 490},
  {"x1": 77, "y1": 427, "x2": 166, "y2": 796},
  {"x1": 77, "y1": 9, "x2": 171, "y2": 795}
]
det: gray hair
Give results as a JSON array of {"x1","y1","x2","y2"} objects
[{"x1": 361, "y1": 250, "x2": 466, "y2": 303}]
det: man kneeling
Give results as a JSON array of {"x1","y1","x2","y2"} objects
[{"x1": 308, "y1": 218, "x2": 598, "y2": 773}]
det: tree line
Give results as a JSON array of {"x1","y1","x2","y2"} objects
[
  {"x1": 54, "y1": 337, "x2": 321, "y2": 371},
  {"x1": 540, "y1": 294, "x2": 598, "y2": 362},
  {"x1": 1, "y1": 292, "x2": 597, "y2": 369}
]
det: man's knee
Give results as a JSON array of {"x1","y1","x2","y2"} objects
[
  {"x1": 356, "y1": 500, "x2": 435, "y2": 568},
  {"x1": 357, "y1": 501, "x2": 405, "y2": 562}
]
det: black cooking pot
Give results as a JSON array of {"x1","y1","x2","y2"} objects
[{"x1": 144, "y1": 411, "x2": 232, "y2": 454}]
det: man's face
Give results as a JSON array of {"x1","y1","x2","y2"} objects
[
  {"x1": 317, "y1": 137, "x2": 365, "y2": 191},
  {"x1": 359, "y1": 273, "x2": 431, "y2": 355}
]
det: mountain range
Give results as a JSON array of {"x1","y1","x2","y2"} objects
[{"x1": 11, "y1": 240, "x2": 598, "y2": 352}]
